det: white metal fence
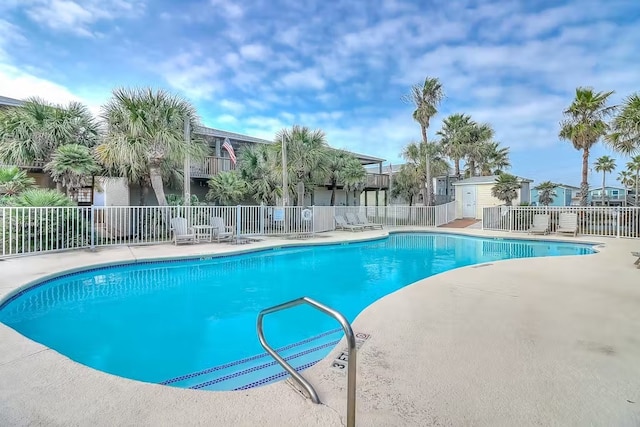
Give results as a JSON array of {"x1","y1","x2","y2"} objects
[
  {"x1": 0, "y1": 202, "x2": 456, "y2": 258},
  {"x1": 482, "y1": 205, "x2": 640, "y2": 238}
]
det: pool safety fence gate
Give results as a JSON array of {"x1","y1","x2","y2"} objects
[
  {"x1": 482, "y1": 205, "x2": 640, "y2": 238},
  {"x1": 0, "y1": 202, "x2": 456, "y2": 258}
]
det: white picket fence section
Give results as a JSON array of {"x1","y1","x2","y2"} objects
[
  {"x1": 0, "y1": 202, "x2": 456, "y2": 258},
  {"x1": 482, "y1": 205, "x2": 640, "y2": 238}
]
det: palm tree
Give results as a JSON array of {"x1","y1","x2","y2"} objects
[
  {"x1": 206, "y1": 171, "x2": 248, "y2": 206},
  {"x1": 341, "y1": 155, "x2": 367, "y2": 205},
  {"x1": 402, "y1": 141, "x2": 450, "y2": 204},
  {"x1": 97, "y1": 88, "x2": 209, "y2": 206},
  {"x1": 491, "y1": 173, "x2": 521, "y2": 206},
  {"x1": 326, "y1": 150, "x2": 357, "y2": 206},
  {"x1": 0, "y1": 166, "x2": 35, "y2": 197},
  {"x1": 8, "y1": 188, "x2": 76, "y2": 207},
  {"x1": 273, "y1": 126, "x2": 329, "y2": 206},
  {"x1": 44, "y1": 144, "x2": 101, "y2": 196},
  {"x1": 389, "y1": 164, "x2": 420, "y2": 206},
  {"x1": 478, "y1": 142, "x2": 510, "y2": 176},
  {"x1": 607, "y1": 93, "x2": 640, "y2": 155},
  {"x1": 0, "y1": 98, "x2": 99, "y2": 189},
  {"x1": 534, "y1": 181, "x2": 557, "y2": 206},
  {"x1": 627, "y1": 155, "x2": 640, "y2": 206},
  {"x1": 463, "y1": 122, "x2": 495, "y2": 177},
  {"x1": 437, "y1": 113, "x2": 473, "y2": 177},
  {"x1": 618, "y1": 170, "x2": 635, "y2": 190},
  {"x1": 237, "y1": 144, "x2": 280, "y2": 205},
  {"x1": 559, "y1": 87, "x2": 615, "y2": 206},
  {"x1": 405, "y1": 77, "x2": 444, "y2": 205},
  {"x1": 593, "y1": 155, "x2": 617, "y2": 205}
]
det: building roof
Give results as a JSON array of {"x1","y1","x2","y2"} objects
[
  {"x1": 588, "y1": 185, "x2": 627, "y2": 191},
  {"x1": 0, "y1": 95, "x2": 24, "y2": 107},
  {"x1": 193, "y1": 125, "x2": 272, "y2": 144},
  {"x1": 452, "y1": 175, "x2": 533, "y2": 185},
  {"x1": 341, "y1": 150, "x2": 385, "y2": 165}
]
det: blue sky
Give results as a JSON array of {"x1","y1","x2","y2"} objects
[{"x1": 0, "y1": 0, "x2": 639, "y2": 187}]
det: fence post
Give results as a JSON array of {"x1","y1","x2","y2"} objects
[
  {"x1": 312, "y1": 205, "x2": 316, "y2": 235},
  {"x1": 616, "y1": 208, "x2": 621, "y2": 238},
  {"x1": 260, "y1": 204, "x2": 265, "y2": 235},
  {"x1": 509, "y1": 206, "x2": 513, "y2": 232},
  {"x1": 394, "y1": 205, "x2": 398, "y2": 227},
  {"x1": 90, "y1": 205, "x2": 96, "y2": 250},
  {"x1": 236, "y1": 205, "x2": 241, "y2": 238}
]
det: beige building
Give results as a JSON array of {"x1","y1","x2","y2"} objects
[{"x1": 453, "y1": 175, "x2": 532, "y2": 219}]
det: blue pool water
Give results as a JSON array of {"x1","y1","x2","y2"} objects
[{"x1": 0, "y1": 233, "x2": 594, "y2": 390}]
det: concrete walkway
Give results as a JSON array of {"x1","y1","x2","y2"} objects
[{"x1": 1, "y1": 229, "x2": 639, "y2": 426}]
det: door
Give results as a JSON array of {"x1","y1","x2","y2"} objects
[{"x1": 462, "y1": 186, "x2": 476, "y2": 218}]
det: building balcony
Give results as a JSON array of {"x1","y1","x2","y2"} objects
[
  {"x1": 365, "y1": 173, "x2": 390, "y2": 189},
  {"x1": 190, "y1": 156, "x2": 235, "y2": 178}
]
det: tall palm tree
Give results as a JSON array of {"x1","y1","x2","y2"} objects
[
  {"x1": 534, "y1": 181, "x2": 557, "y2": 206},
  {"x1": 464, "y1": 122, "x2": 495, "y2": 177},
  {"x1": 0, "y1": 166, "x2": 35, "y2": 197},
  {"x1": 559, "y1": 87, "x2": 615, "y2": 206},
  {"x1": 478, "y1": 142, "x2": 510, "y2": 176},
  {"x1": 206, "y1": 171, "x2": 248, "y2": 206},
  {"x1": 593, "y1": 155, "x2": 617, "y2": 205},
  {"x1": 405, "y1": 77, "x2": 444, "y2": 205},
  {"x1": 273, "y1": 126, "x2": 329, "y2": 206},
  {"x1": 97, "y1": 88, "x2": 209, "y2": 206},
  {"x1": 618, "y1": 170, "x2": 635, "y2": 190},
  {"x1": 627, "y1": 155, "x2": 640, "y2": 206},
  {"x1": 437, "y1": 113, "x2": 473, "y2": 177},
  {"x1": 326, "y1": 150, "x2": 358, "y2": 206},
  {"x1": 44, "y1": 144, "x2": 101, "y2": 196},
  {"x1": 491, "y1": 173, "x2": 521, "y2": 206},
  {"x1": 607, "y1": 93, "x2": 640, "y2": 155}
]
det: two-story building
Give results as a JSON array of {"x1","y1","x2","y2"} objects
[
  {"x1": 586, "y1": 186, "x2": 629, "y2": 207},
  {"x1": 530, "y1": 184, "x2": 579, "y2": 206}
]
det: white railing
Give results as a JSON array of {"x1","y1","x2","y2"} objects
[
  {"x1": 1, "y1": 202, "x2": 458, "y2": 258},
  {"x1": 482, "y1": 205, "x2": 640, "y2": 238}
]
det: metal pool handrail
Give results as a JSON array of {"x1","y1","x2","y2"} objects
[{"x1": 256, "y1": 296, "x2": 357, "y2": 427}]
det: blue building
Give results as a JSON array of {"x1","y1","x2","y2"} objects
[
  {"x1": 530, "y1": 184, "x2": 579, "y2": 206},
  {"x1": 587, "y1": 186, "x2": 629, "y2": 206}
]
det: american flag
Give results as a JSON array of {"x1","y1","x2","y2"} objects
[{"x1": 222, "y1": 138, "x2": 236, "y2": 165}]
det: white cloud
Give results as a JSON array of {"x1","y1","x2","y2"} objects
[
  {"x1": 209, "y1": 0, "x2": 243, "y2": 19},
  {"x1": 159, "y1": 52, "x2": 222, "y2": 100},
  {"x1": 279, "y1": 68, "x2": 325, "y2": 90},
  {"x1": 216, "y1": 114, "x2": 238, "y2": 125},
  {"x1": 239, "y1": 43, "x2": 271, "y2": 61},
  {"x1": 219, "y1": 99, "x2": 244, "y2": 113}
]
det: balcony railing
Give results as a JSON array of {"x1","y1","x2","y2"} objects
[
  {"x1": 365, "y1": 173, "x2": 390, "y2": 189},
  {"x1": 190, "y1": 156, "x2": 235, "y2": 178},
  {"x1": 0, "y1": 160, "x2": 45, "y2": 170}
]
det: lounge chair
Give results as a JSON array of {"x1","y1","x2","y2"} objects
[
  {"x1": 335, "y1": 215, "x2": 364, "y2": 232},
  {"x1": 632, "y1": 251, "x2": 640, "y2": 269},
  {"x1": 356, "y1": 212, "x2": 383, "y2": 229},
  {"x1": 170, "y1": 217, "x2": 198, "y2": 245},
  {"x1": 528, "y1": 214, "x2": 550, "y2": 235},
  {"x1": 556, "y1": 212, "x2": 578, "y2": 237},
  {"x1": 345, "y1": 212, "x2": 372, "y2": 229},
  {"x1": 211, "y1": 216, "x2": 234, "y2": 242}
]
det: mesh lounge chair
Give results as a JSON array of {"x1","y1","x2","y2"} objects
[
  {"x1": 528, "y1": 214, "x2": 550, "y2": 235},
  {"x1": 356, "y1": 212, "x2": 383, "y2": 229},
  {"x1": 556, "y1": 212, "x2": 578, "y2": 237},
  {"x1": 211, "y1": 216, "x2": 234, "y2": 242},
  {"x1": 632, "y1": 251, "x2": 640, "y2": 269},
  {"x1": 345, "y1": 212, "x2": 372, "y2": 229},
  {"x1": 335, "y1": 215, "x2": 364, "y2": 232},
  {"x1": 170, "y1": 217, "x2": 198, "y2": 245}
]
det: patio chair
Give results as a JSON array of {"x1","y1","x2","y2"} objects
[
  {"x1": 632, "y1": 251, "x2": 640, "y2": 269},
  {"x1": 528, "y1": 214, "x2": 550, "y2": 235},
  {"x1": 210, "y1": 216, "x2": 234, "y2": 242},
  {"x1": 335, "y1": 215, "x2": 364, "y2": 232},
  {"x1": 170, "y1": 217, "x2": 198, "y2": 245},
  {"x1": 355, "y1": 212, "x2": 384, "y2": 229},
  {"x1": 556, "y1": 212, "x2": 578, "y2": 237}
]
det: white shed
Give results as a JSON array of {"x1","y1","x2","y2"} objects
[{"x1": 453, "y1": 175, "x2": 533, "y2": 219}]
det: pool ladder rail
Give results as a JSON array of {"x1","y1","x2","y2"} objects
[{"x1": 257, "y1": 297, "x2": 357, "y2": 427}]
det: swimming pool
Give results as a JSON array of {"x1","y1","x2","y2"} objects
[{"x1": 0, "y1": 233, "x2": 594, "y2": 390}]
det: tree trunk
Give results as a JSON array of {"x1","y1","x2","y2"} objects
[
  {"x1": 56, "y1": 182, "x2": 64, "y2": 193},
  {"x1": 636, "y1": 171, "x2": 639, "y2": 207},
  {"x1": 422, "y1": 125, "x2": 433, "y2": 206},
  {"x1": 469, "y1": 160, "x2": 476, "y2": 177},
  {"x1": 454, "y1": 158, "x2": 460, "y2": 177},
  {"x1": 139, "y1": 183, "x2": 148, "y2": 206},
  {"x1": 149, "y1": 167, "x2": 168, "y2": 206},
  {"x1": 602, "y1": 172, "x2": 606, "y2": 206},
  {"x1": 580, "y1": 148, "x2": 589, "y2": 206},
  {"x1": 330, "y1": 183, "x2": 336, "y2": 206}
]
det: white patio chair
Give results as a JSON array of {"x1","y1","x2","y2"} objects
[
  {"x1": 211, "y1": 216, "x2": 234, "y2": 242},
  {"x1": 556, "y1": 212, "x2": 578, "y2": 237},
  {"x1": 335, "y1": 215, "x2": 364, "y2": 232},
  {"x1": 170, "y1": 217, "x2": 198, "y2": 245},
  {"x1": 356, "y1": 212, "x2": 383, "y2": 229},
  {"x1": 528, "y1": 214, "x2": 550, "y2": 235}
]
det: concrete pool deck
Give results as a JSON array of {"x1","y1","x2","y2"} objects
[{"x1": 1, "y1": 228, "x2": 639, "y2": 426}]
